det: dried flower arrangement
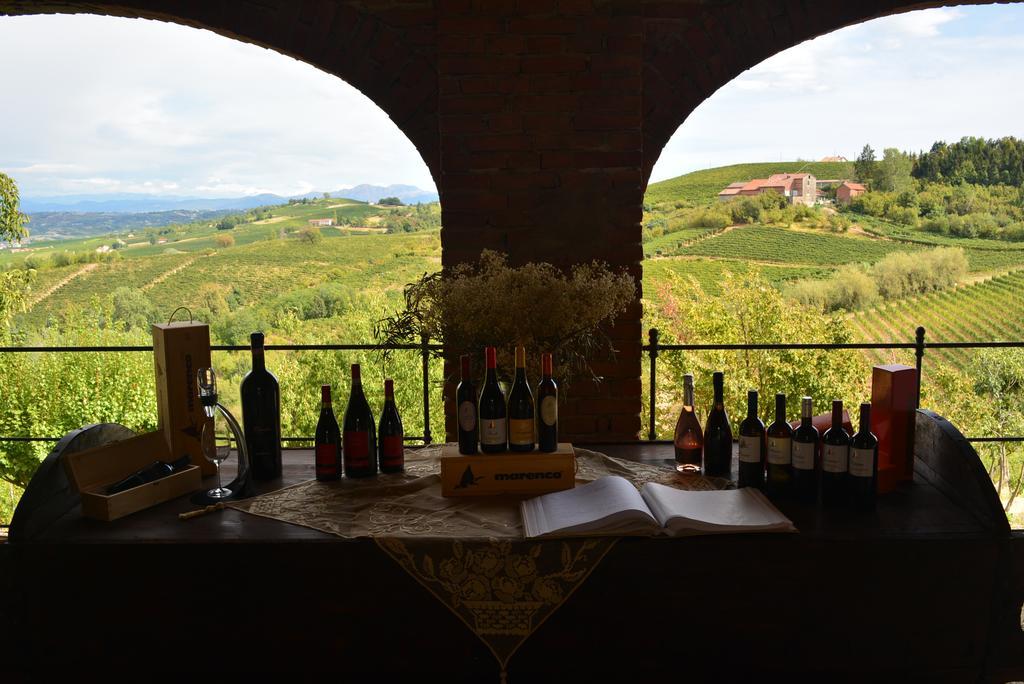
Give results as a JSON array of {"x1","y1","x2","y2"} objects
[{"x1": 374, "y1": 250, "x2": 636, "y2": 386}]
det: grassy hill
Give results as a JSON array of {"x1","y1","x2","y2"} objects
[{"x1": 645, "y1": 161, "x2": 855, "y2": 205}]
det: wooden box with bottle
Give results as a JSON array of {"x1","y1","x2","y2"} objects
[
  {"x1": 63, "y1": 430, "x2": 201, "y2": 521},
  {"x1": 440, "y1": 443, "x2": 576, "y2": 497}
]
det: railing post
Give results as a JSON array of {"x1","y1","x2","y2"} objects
[
  {"x1": 915, "y1": 326, "x2": 926, "y2": 409},
  {"x1": 421, "y1": 332, "x2": 432, "y2": 445},
  {"x1": 648, "y1": 328, "x2": 659, "y2": 441}
]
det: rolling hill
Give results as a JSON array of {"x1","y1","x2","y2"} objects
[{"x1": 645, "y1": 160, "x2": 854, "y2": 205}]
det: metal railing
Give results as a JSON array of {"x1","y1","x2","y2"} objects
[
  {"x1": 0, "y1": 337, "x2": 442, "y2": 445},
  {"x1": 644, "y1": 326, "x2": 1024, "y2": 445}
]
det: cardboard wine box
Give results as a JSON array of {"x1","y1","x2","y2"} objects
[
  {"x1": 63, "y1": 430, "x2": 201, "y2": 521},
  {"x1": 440, "y1": 443, "x2": 576, "y2": 497},
  {"x1": 152, "y1": 321, "x2": 215, "y2": 475},
  {"x1": 871, "y1": 364, "x2": 918, "y2": 493}
]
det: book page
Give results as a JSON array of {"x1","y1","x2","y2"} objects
[
  {"x1": 521, "y1": 476, "x2": 661, "y2": 539},
  {"x1": 641, "y1": 484, "x2": 796, "y2": 536}
]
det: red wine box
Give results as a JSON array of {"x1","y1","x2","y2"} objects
[
  {"x1": 871, "y1": 364, "x2": 918, "y2": 493},
  {"x1": 440, "y1": 443, "x2": 576, "y2": 497},
  {"x1": 152, "y1": 321, "x2": 215, "y2": 475},
  {"x1": 63, "y1": 430, "x2": 201, "y2": 521}
]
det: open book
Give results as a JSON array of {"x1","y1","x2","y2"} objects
[{"x1": 521, "y1": 476, "x2": 796, "y2": 539}]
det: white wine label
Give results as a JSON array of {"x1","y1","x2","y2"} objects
[
  {"x1": 508, "y1": 418, "x2": 534, "y2": 445},
  {"x1": 458, "y1": 401, "x2": 476, "y2": 432},
  {"x1": 481, "y1": 418, "x2": 506, "y2": 445},
  {"x1": 850, "y1": 447, "x2": 875, "y2": 478},
  {"x1": 767, "y1": 437, "x2": 792, "y2": 465},
  {"x1": 823, "y1": 444, "x2": 848, "y2": 473},
  {"x1": 738, "y1": 435, "x2": 761, "y2": 463},
  {"x1": 792, "y1": 441, "x2": 816, "y2": 470},
  {"x1": 540, "y1": 396, "x2": 557, "y2": 426}
]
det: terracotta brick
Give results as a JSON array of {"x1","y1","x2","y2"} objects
[{"x1": 520, "y1": 54, "x2": 589, "y2": 73}]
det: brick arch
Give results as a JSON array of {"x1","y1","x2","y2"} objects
[
  {"x1": 641, "y1": 0, "x2": 1017, "y2": 185},
  {"x1": 0, "y1": 0, "x2": 441, "y2": 184}
]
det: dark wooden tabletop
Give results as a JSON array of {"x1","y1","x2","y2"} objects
[{"x1": 26, "y1": 443, "x2": 993, "y2": 544}]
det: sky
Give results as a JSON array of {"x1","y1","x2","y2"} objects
[{"x1": 0, "y1": 5, "x2": 1023, "y2": 197}]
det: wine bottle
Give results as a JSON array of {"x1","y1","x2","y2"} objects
[
  {"x1": 479, "y1": 347, "x2": 507, "y2": 454},
  {"x1": 766, "y1": 393, "x2": 794, "y2": 499},
  {"x1": 673, "y1": 374, "x2": 703, "y2": 473},
  {"x1": 537, "y1": 352, "x2": 558, "y2": 452},
  {"x1": 343, "y1": 363, "x2": 377, "y2": 478},
  {"x1": 704, "y1": 372, "x2": 733, "y2": 479},
  {"x1": 456, "y1": 355, "x2": 478, "y2": 455},
  {"x1": 507, "y1": 346, "x2": 535, "y2": 452},
  {"x1": 378, "y1": 379, "x2": 404, "y2": 474},
  {"x1": 849, "y1": 402, "x2": 878, "y2": 510},
  {"x1": 314, "y1": 385, "x2": 341, "y2": 482},
  {"x1": 792, "y1": 396, "x2": 820, "y2": 504},
  {"x1": 737, "y1": 390, "x2": 765, "y2": 489},
  {"x1": 241, "y1": 331, "x2": 282, "y2": 481},
  {"x1": 106, "y1": 455, "x2": 191, "y2": 495},
  {"x1": 821, "y1": 399, "x2": 850, "y2": 508}
]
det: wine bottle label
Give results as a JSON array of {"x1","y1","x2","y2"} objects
[
  {"x1": 850, "y1": 447, "x2": 875, "y2": 478},
  {"x1": 458, "y1": 401, "x2": 476, "y2": 432},
  {"x1": 316, "y1": 443, "x2": 337, "y2": 466},
  {"x1": 509, "y1": 418, "x2": 534, "y2": 446},
  {"x1": 540, "y1": 396, "x2": 557, "y2": 426},
  {"x1": 792, "y1": 441, "x2": 815, "y2": 470},
  {"x1": 738, "y1": 435, "x2": 761, "y2": 463},
  {"x1": 381, "y1": 435, "x2": 404, "y2": 468},
  {"x1": 344, "y1": 431, "x2": 371, "y2": 468},
  {"x1": 767, "y1": 437, "x2": 792, "y2": 465},
  {"x1": 823, "y1": 444, "x2": 848, "y2": 473},
  {"x1": 481, "y1": 418, "x2": 506, "y2": 445}
]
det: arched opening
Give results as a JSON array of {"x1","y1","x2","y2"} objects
[
  {"x1": 0, "y1": 12, "x2": 442, "y2": 521},
  {"x1": 641, "y1": 3, "x2": 1024, "y2": 521}
]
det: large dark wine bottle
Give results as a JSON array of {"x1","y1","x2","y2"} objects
[
  {"x1": 673, "y1": 374, "x2": 703, "y2": 473},
  {"x1": 704, "y1": 372, "x2": 733, "y2": 479},
  {"x1": 849, "y1": 402, "x2": 878, "y2": 510},
  {"x1": 536, "y1": 353, "x2": 558, "y2": 452},
  {"x1": 314, "y1": 385, "x2": 341, "y2": 482},
  {"x1": 507, "y1": 346, "x2": 535, "y2": 452},
  {"x1": 457, "y1": 355, "x2": 478, "y2": 455},
  {"x1": 792, "y1": 396, "x2": 820, "y2": 504},
  {"x1": 766, "y1": 393, "x2": 794, "y2": 499},
  {"x1": 241, "y1": 331, "x2": 282, "y2": 481},
  {"x1": 343, "y1": 363, "x2": 377, "y2": 478},
  {"x1": 821, "y1": 399, "x2": 850, "y2": 508},
  {"x1": 378, "y1": 379, "x2": 404, "y2": 474},
  {"x1": 479, "y1": 347, "x2": 507, "y2": 454},
  {"x1": 737, "y1": 390, "x2": 765, "y2": 489}
]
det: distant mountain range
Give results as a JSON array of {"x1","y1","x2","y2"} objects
[{"x1": 20, "y1": 184, "x2": 439, "y2": 214}]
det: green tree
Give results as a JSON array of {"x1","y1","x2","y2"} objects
[
  {"x1": 854, "y1": 144, "x2": 876, "y2": 185},
  {"x1": 0, "y1": 173, "x2": 32, "y2": 331},
  {"x1": 875, "y1": 148, "x2": 913, "y2": 193},
  {"x1": 111, "y1": 287, "x2": 158, "y2": 331},
  {"x1": 378, "y1": 196, "x2": 404, "y2": 206}
]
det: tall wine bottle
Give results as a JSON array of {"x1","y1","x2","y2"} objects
[
  {"x1": 537, "y1": 353, "x2": 558, "y2": 452},
  {"x1": 343, "y1": 363, "x2": 377, "y2": 478},
  {"x1": 792, "y1": 396, "x2": 820, "y2": 504},
  {"x1": 241, "y1": 331, "x2": 282, "y2": 481},
  {"x1": 673, "y1": 374, "x2": 703, "y2": 473},
  {"x1": 849, "y1": 402, "x2": 878, "y2": 510},
  {"x1": 479, "y1": 347, "x2": 507, "y2": 454},
  {"x1": 379, "y1": 379, "x2": 404, "y2": 474},
  {"x1": 704, "y1": 372, "x2": 733, "y2": 479},
  {"x1": 766, "y1": 393, "x2": 794, "y2": 499},
  {"x1": 507, "y1": 346, "x2": 535, "y2": 452},
  {"x1": 821, "y1": 399, "x2": 850, "y2": 508},
  {"x1": 457, "y1": 355, "x2": 478, "y2": 455},
  {"x1": 737, "y1": 390, "x2": 765, "y2": 489},
  {"x1": 314, "y1": 385, "x2": 341, "y2": 482}
]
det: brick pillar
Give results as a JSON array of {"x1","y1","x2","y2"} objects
[{"x1": 438, "y1": 1, "x2": 643, "y2": 443}]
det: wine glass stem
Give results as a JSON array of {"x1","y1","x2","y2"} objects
[{"x1": 215, "y1": 461, "x2": 222, "y2": 492}]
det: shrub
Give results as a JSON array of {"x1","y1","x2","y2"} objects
[{"x1": 215, "y1": 234, "x2": 235, "y2": 248}]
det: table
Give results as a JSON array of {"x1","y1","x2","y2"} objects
[{"x1": 2, "y1": 410, "x2": 1022, "y2": 681}]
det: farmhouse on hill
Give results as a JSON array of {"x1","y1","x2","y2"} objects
[
  {"x1": 836, "y1": 180, "x2": 867, "y2": 205},
  {"x1": 308, "y1": 218, "x2": 334, "y2": 227},
  {"x1": 717, "y1": 173, "x2": 818, "y2": 206}
]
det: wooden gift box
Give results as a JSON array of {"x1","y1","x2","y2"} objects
[
  {"x1": 440, "y1": 443, "x2": 576, "y2": 497},
  {"x1": 63, "y1": 430, "x2": 202, "y2": 521}
]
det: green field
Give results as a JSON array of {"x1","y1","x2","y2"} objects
[{"x1": 645, "y1": 161, "x2": 854, "y2": 206}]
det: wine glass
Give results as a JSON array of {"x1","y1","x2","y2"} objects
[{"x1": 201, "y1": 418, "x2": 233, "y2": 499}]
